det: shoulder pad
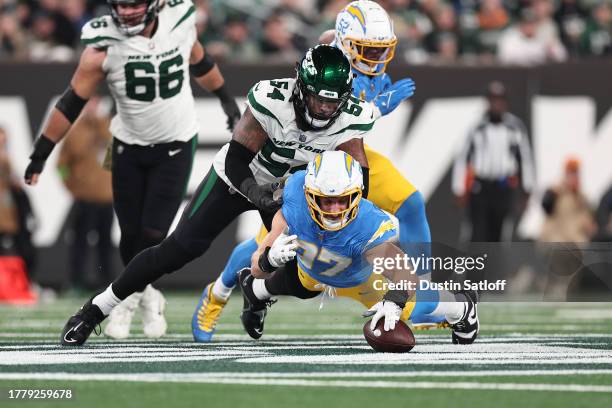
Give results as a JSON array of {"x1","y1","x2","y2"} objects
[
  {"x1": 247, "y1": 78, "x2": 295, "y2": 129},
  {"x1": 81, "y1": 16, "x2": 123, "y2": 48},
  {"x1": 360, "y1": 204, "x2": 399, "y2": 250},
  {"x1": 328, "y1": 96, "x2": 376, "y2": 136},
  {"x1": 164, "y1": 0, "x2": 197, "y2": 32}
]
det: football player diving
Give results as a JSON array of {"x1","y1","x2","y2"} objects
[
  {"x1": 59, "y1": 45, "x2": 379, "y2": 346},
  {"x1": 192, "y1": 0, "x2": 442, "y2": 343},
  {"x1": 238, "y1": 151, "x2": 479, "y2": 345}
]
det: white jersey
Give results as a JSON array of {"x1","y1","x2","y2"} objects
[
  {"x1": 80, "y1": 0, "x2": 199, "y2": 145},
  {"x1": 213, "y1": 78, "x2": 376, "y2": 191}
]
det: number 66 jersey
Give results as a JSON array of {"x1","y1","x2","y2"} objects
[
  {"x1": 213, "y1": 78, "x2": 376, "y2": 189},
  {"x1": 80, "y1": 0, "x2": 199, "y2": 146}
]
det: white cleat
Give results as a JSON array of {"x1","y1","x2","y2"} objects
[
  {"x1": 140, "y1": 285, "x2": 167, "y2": 339},
  {"x1": 103, "y1": 292, "x2": 142, "y2": 340}
]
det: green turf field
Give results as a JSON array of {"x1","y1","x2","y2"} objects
[{"x1": 1, "y1": 293, "x2": 612, "y2": 407}]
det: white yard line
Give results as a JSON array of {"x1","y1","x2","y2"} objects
[{"x1": 0, "y1": 373, "x2": 610, "y2": 392}]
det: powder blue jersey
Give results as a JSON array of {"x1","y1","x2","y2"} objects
[{"x1": 282, "y1": 171, "x2": 398, "y2": 288}]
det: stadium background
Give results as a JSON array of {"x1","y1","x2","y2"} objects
[{"x1": 0, "y1": 0, "x2": 611, "y2": 290}]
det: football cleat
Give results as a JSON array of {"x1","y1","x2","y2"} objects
[
  {"x1": 191, "y1": 283, "x2": 227, "y2": 343},
  {"x1": 103, "y1": 291, "x2": 142, "y2": 339},
  {"x1": 451, "y1": 290, "x2": 479, "y2": 344},
  {"x1": 238, "y1": 269, "x2": 276, "y2": 340},
  {"x1": 140, "y1": 285, "x2": 167, "y2": 338},
  {"x1": 60, "y1": 299, "x2": 106, "y2": 346}
]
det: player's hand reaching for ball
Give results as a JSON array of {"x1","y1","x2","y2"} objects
[{"x1": 363, "y1": 301, "x2": 402, "y2": 332}]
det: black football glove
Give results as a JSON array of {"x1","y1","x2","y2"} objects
[
  {"x1": 241, "y1": 179, "x2": 283, "y2": 213},
  {"x1": 24, "y1": 135, "x2": 55, "y2": 185},
  {"x1": 221, "y1": 99, "x2": 241, "y2": 132},
  {"x1": 24, "y1": 158, "x2": 46, "y2": 184}
]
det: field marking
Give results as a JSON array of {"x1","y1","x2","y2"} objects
[
  {"x1": 9, "y1": 370, "x2": 612, "y2": 379},
  {"x1": 2, "y1": 333, "x2": 612, "y2": 340},
  {"x1": 1, "y1": 342, "x2": 611, "y2": 366},
  {"x1": 0, "y1": 373, "x2": 611, "y2": 393}
]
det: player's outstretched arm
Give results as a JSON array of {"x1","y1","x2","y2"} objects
[
  {"x1": 25, "y1": 47, "x2": 105, "y2": 185},
  {"x1": 225, "y1": 107, "x2": 282, "y2": 213},
  {"x1": 189, "y1": 41, "x2": 241, "y2": 131},
  {"x1": 363, "y1": 242, "x2": 416, "y2": 331},
  {"x1": 251, "y1": 211, "x2": 295, "y2": 278}
]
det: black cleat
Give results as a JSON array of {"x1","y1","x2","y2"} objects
[
  {"x1": 451, "y1": 290, "x2": 479, "y2": 345},
  {"x1": 60, "y1": 299, "x2": 106, "y2": 346},
  {"x1": 238, "y1": 268, "x2": 276, "y2": 340}
]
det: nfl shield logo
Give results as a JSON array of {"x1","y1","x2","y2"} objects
[{"x1": 299, "y1": 134, "x2": 306, "y2": 142}]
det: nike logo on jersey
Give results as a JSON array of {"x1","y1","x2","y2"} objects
[{"x1": 168, "y1": 149, "x2": 182, "y2": 157}]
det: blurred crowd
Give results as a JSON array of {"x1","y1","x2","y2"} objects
[{"x1": 0, "y1": 0, "x2": 610, "y2": 64}]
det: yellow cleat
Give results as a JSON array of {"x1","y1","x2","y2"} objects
[{"x1": 191, "y1": 283, "x2": 227, "y2": 343}]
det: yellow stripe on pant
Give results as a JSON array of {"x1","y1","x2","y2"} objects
[{"x1": 297, "y1": 265, "x2": 415, "y2": 321}]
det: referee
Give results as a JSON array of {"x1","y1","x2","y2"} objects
[{"x1": 452, "y1": 81, "x2": 534, "y2": 242}]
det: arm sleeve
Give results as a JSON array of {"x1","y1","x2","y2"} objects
[{"x1": 225, "y1": 140, "x2": 257, "y2": 192}]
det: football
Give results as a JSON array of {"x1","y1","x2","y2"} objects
[{"x1": 363, "y1": 319, "x2": 416, "y2": 353}]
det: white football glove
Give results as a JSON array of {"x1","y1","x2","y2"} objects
[
  {"x1": 363, "y1": 301, "x2": 402, "y2": 332},
  {"x1": 268, "y1": 233, "x2": 298, "y2": 267}
]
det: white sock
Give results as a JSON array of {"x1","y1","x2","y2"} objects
[
  {"x1": 429, "y1": 291, "x2": 466, "y2": 324},
  {"x1": 212, "y1": 277, "x2": 233, "y2": 301},
  {"x1": 92, "y1": 284, "x2": 121, "y2": 316},
  {"x1": 252, "y1": 279, "x2": 272, "y2": 301}
]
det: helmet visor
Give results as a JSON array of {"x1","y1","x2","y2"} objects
[
  {"x1": 305, "y1": 187, "x2": 362, "y2": 231},
  {"x1": 342, "y1": 37, "x2": 397, "y2": 75},
  {"x1": 304, "y1": 92, "x2": 344, "y2": 121}
]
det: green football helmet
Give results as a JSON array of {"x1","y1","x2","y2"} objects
[{"x1": 293, "y1": 45, "x2": 353, "y2": 130}]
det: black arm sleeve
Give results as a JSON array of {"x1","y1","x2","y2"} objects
[
  {"x1": 362, "y1": 166, "x2": 370, "y2": 198},
  {"x1": 225, "y1": 139, "x2": 257, "y2": 191},
  {"x1": 189, "y1": 51, "x2": 216, "y2": 77},
  {"x1": 55, "y1": 86, "x2": 87, "y2": 123}
]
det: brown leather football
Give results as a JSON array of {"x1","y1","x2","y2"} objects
[{"x1": 363, "y1": 319, "x2": 415, "y2": 353}]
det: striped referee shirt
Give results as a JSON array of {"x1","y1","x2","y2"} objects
[{"x1": 452, "y1": 112, "x2": 535, "y2": 196}]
